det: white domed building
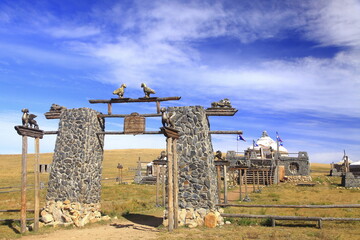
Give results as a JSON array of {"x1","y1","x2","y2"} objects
[{"x1": 247, "y1": 131, "x2": 289, "y2": 159}]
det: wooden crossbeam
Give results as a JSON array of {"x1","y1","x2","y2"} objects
[
  {"x1": 96, "y1": 130, "x2": 243, "y2": 135},
  {"x1": 89, "y1": 96, "x2": 181, "y2": 104}
]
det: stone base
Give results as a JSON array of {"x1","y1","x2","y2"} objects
[
  {"x1": 342, "y1": 172, "x2": 360, "y2": 188},
  {"x1": 283, "y1": 175, "x2": 312, "y2": 183},
  {"x1": 163, "y1": 208, "x2": 224, "y2": 228},
  {"x1": 41, "y1": 200, "x2": 110, "y2": 227}
]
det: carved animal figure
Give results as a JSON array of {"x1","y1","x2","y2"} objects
[
  {"x1": 113, "y1": 84, "x2": 127, "y2": 98},
  {"x1": 160, "y1": 107, "x2": 175, "y2": 128},
  {"x1": 21, "y1": 108, "x2": 39, "y2": 129},
  {"x1": 141, "y1": 83, "x2": 155, "y2": 98},
  {"x1": 158, "y1": 151, "x2": 167, "y2": 160},
  {"x1": 211, "y1": 98, "x2": 232, "y2": 108},
  {"x1": 50, "y1": 104, "x2": 67, "y2": 112},
  {"x1": 215, "y1": 150, "x2": 223, "y2": 160}
]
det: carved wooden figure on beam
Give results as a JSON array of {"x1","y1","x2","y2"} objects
[
  {"x1": 215, "y1": 150, "x2": 224, "y2": 161},
  {"x1": 141, "y1": 83, "x2": 156, "y2": 98},
  {"x1": 113, "y1": 83, "x2": 127, "y2": 98},
  {"x1": 211, "y1": 98, "x2": 232, "y2": 108},
  {"x1": 160, "y1": 107, "x2": 176, "y2": 129},
  {"x1": 22, "y1": 108, "x2": 39, "y2": 129}
]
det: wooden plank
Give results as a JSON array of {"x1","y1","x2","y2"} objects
[
  {"x1": 34, "y1": 138, "x2": 40, "y2": 232},
  {"x1": 167, "y1": 137, "x2": 174, "y2": 231},
  {"x1": 0, "y1": 210, "x2": 34, "y2": 212},
  {"x1": 20, "y1": 136, "x2": 27, "y2": 233},
  {"x1": 97, "y1": 131, "x2": 162, "y2": 135},
  {"x1": 15, "y1": 126, "x2": 44, "y2": 139},
  {"x1": 209, "y1": 131, "x2": 243, "y2": 134},
  {"x1": 221, "y1": 213, "x2": 360, "y2": 222},
  {"x1": 99, "y1": 113, "x2": 161, "y2": 118},
  {"x1": 206, "y1": 108, "x2": 238, "y2": 116},
  {"x1": 216, "y1": 204, "x2": 360, "y2": 208},
  {"x1": 89, "y1": 96, "x2": 181, "y2": 104},
  {"x1": 43, "y1": 131, "x2": 58, "y2": 135},
  {"x1": 173, "y1": 138, "x2": 179, "y2": 229}
]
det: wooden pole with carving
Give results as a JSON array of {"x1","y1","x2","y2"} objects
[
  {"x1": 20, "y1": 135, "x2": 28, "y2": 233},
  {"x1": 34, "y1": 138, "x2": 40, "y2": 232}
]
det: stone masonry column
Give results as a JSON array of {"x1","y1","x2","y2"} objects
[
  {"x1": 43, "y1": 108, "x2": 105, "y2": 227},
  {"x1": 165, "y1": 106, "x2": 223, "y2": 228}
]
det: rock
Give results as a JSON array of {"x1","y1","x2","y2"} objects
[
  {"x1": 225, "y1": 221, "x2": 231, "y2": 225},
  {"x1": 41, "y1": 213, "x2": 54, "y2": 223},
  {"x1": 101, "y1": 215, "x2": 111, "y2": 221},
  {"x1": 204, "y1": 212, "x2": 217, "y2": 228},
  {"x1": 52, "y1": 207, "x2": 63, "y2": 223},
  {"x1": 80, "y1": 213, "x2": 91, "y2": 226}
]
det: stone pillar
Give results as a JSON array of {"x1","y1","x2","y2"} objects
[
  {"x1": 43, "y1": 108, "x2": 105, "y2": 227},
  {"x1": 166, "y1": 106, "x2": 223, "y2": 228}
]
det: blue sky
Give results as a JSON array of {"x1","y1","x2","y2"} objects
[{"x1": 0, "y1": 0, "x2": 359, "y2": 163}]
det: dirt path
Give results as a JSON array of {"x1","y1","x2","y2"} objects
[{"x1": 21, "y1": 214, "x2": 162, "y2": 240}]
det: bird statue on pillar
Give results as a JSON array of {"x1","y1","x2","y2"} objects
[
  {"x1": 141, "y1": 83, "x2": 156, "y2": 98},
  {"x1": 113, "y1": 84, "x2": 127, "y2": 98},
  {"x1": 21, "y1": 108, "x2": 39, "y2": 129}
]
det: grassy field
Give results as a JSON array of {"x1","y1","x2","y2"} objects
[{"x1": 1, "y1": 150, "x2": 360, "y2": 240}]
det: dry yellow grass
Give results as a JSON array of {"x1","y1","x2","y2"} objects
[{"x1": 1, "y1": 150, "x2": 360, "y2": 240}]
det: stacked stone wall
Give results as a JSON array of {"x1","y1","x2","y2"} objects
[
  {"x1": 44, "y1": 108, "x2": 105, "y2": 226},
  {"x1": 168, "y1": 106, "x2": 219, "y2": 210}
]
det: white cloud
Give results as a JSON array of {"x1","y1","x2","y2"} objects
[
  {"x1": 305, "y1": 0, "x2": 360, "y2": 48},
  {"x1": 46, "y1": 26, "x2": 101, "y2": 39}
]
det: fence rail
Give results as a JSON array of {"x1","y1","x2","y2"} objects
[{"x1": 217, "y1": 204, "x2": 360, "y2": 208}]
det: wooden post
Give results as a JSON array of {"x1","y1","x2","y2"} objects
[
  {"x1": 244, "y1": 169, "x2": 248, "y2": 197},
  {"x1": 265, "y1": 171, "x2": 269, "y2": 186},
  {"x1": 107, "y1": 103, "x2": 112, "y2": 115},
  {"x1": 239, "y1": 169, "x2": 243, "y2": 201},
  {"x1": 223, "y1": 165, "x2": 228, "y2": 204},
  {"x1": 216, "y1": 166, "x2": 222, "y2": 203},
  {"x1": 34, "y1": 138, "x2": 40, "y2": 232},
  {"x1": 162, "y1": 166, "x2": 166, "y2": 207},
  {"x1": 252, "y1": 170, "x2": 256, "y2": 192},
  {"x1": 156, "y1": 164, "x2": 160, "y2": 207},
  {"x1": 271, "y1": 218, "x2": 275, "y2": 227},
  {"x1": 257, "y1": 171, "x2": 260, "y2": 190},
  {"x1": 156, "y1": 101, "x2": 161, "y2": 114},
  {"x1": 173, "y1": 138, "x2": 179, "y2": 229},
  {"x1": 318, "y1": 219, "x2": 323, "y2": 229},
  {"x1": 20, "y1": 136, "x2": 28, "y2": 233},
  {"x1": 262, "y1": 171, "x2": 266, "y2": 186},
  {"x1": 167, "y1": 137, "x2": 174, "y2": 231}
]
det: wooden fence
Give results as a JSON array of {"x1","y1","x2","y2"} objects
[{"x1": 218, "y1": 204, "x2": 360, "y2": 228}]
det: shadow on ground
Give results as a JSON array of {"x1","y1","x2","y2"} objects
[
  {"x1": 1, "y1": 220, "x2": 20, "y2": 234},
  {"x1": 122, "y1": 214, "x2": 163, "y2": 227}
]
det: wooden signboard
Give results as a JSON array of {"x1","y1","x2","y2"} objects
[{"x1": 124, "y1": 112, "x2": 145, "y2": 134}]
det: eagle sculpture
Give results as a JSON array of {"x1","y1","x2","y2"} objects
[
  {"x1": 141, "y1": 83, "x2": 155, "y2": 98},
  {"x1": 113, "y1": 84, "x2": 127, "y2": 98}
]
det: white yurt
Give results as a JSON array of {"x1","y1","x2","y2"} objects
[{"x1": 247, "y1": 131, "x2": 289, "y2": 158}]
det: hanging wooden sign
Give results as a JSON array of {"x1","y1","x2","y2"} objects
[{"x1": 124, "y1": 112, "x2": 145, "y2": 134}]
